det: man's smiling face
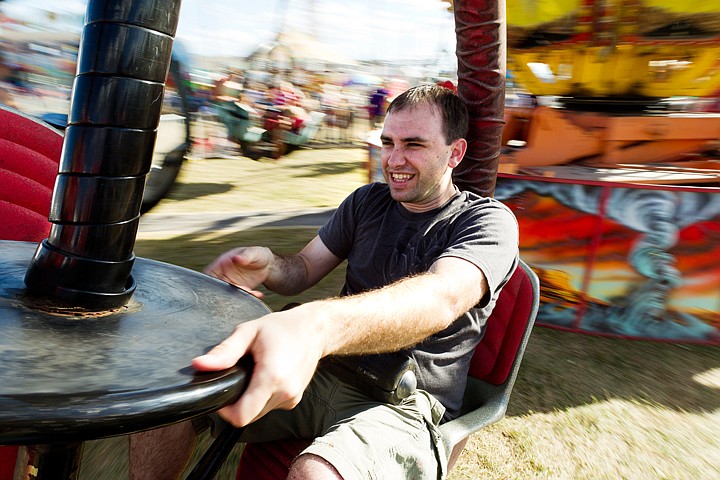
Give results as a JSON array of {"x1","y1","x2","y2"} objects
[{"x1": 380, "y1": 102, "x2": 465, "y2": 213}]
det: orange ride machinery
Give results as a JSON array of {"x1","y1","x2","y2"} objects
[{"x1": 495, "y1": 0, "x2": 720, "y2": 343}]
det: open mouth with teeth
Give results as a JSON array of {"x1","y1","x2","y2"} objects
[{"x1": 390, "y1": 173, "x2": 414, "y2": 183}]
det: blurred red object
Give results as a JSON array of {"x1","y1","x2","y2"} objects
[
  {"x1": 0, "y1": 105, "x2": 62, "y2": 480},
  {"x1": 438, "y1": 79, "x2": 457, "y2": 93}
]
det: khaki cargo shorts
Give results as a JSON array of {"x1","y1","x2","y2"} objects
[{"x1": 236, "y1": 366, "x2": 448, "y2": 480}]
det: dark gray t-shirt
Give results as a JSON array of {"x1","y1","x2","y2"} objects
[{"x1": 318, "y1": 183, "x2": 519, "y2": 420}]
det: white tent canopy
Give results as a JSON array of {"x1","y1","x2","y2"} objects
[{"x1": 249, "y1": 29, "x2": 356, "y2": 70}]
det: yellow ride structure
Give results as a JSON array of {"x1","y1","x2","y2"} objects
[
  {"x1": 502, "y1": 0, "x2": 720, "y2": 174},
  {"x1": 508, "y1": 0, "x2": 720, "y2": 98}
]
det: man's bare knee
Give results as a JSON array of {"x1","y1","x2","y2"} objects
[{"x1": 288, "y1": 453, "x2": 343, "y2": 480}]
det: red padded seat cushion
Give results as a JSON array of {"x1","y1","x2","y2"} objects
[
  {"x1": 236, "y1": 439, "x2": 312, "y2": 480},
  {"x1": 0, "y1": 169, "x2": 53, "y2": 216},
  {"x1": 0, "y1": 106, "x2": 62, "y2": 242},
  {"x1": 0, "y1": 139, "x2": 59, "y2": 189},
  {"x1": 0, "y1": 107, "x2": 62, "y2": 480},
  {"x1": 0, "y1": 107, "x2": 62, "y2": 160},
  {"x1": 468, "y1": 265, "x2": 532, "y2": 385},
  {"x1": 0, "y1": 447, "x2": 17, "y2": 480}
]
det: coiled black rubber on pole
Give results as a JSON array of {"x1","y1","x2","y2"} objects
[{"x1": 24, "y1": 0, "x2": 182, "y2": 311}]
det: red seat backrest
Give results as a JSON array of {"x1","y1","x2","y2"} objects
[
  {"x1": 0, "y1": 106, "x2": 62, "y2": 480},
  {"x1": 0, "y1": 106, "x2": 62, "y2": 242},
  {"x1": 468, "y1": 264, "x2": 533, "y2": 385},
  {"x1": 0, "y1": 447, "x2": 16, "y2": 480}
]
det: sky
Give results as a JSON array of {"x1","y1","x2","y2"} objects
[
  {"x1": 1, "y1": 0, "x2": 457, "y2": 63},
  {"x1": 178, "y1": 0, "x2": 457, "y2": 62}
]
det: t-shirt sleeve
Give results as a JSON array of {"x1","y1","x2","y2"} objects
[
  {"x1": 318, "y1": 184, "x2": 373, "y2": 259},
  {"x1": 440, "y1": 199, "x2": 519, "y2": 301}
]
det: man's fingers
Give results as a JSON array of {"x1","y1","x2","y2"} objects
[
  {"x1": 203, "y1": 259, "x2": 263, "y2": 296},
  {"x1": 216, "y1": 365, "x2": 302, "y2": 427},
  {"x1": 230, "y1": 252, "x2": 255, "y2": 268},
  {"x1": 192, "y1": 324, "x2": 255, "y2": 372},
  {"x1": 230, "y1": 251, "x2": 270, "y2": 273},
  {"x1": 216, "y1": 380, "x2": 269, "y2": 426},
  {"x1": 203, "y1": 249, "x2": 268, "y2": 292}
]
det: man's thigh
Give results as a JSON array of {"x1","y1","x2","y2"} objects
[
  {"x1": 241, "y1": 368, "x2": 448, "y2": 479},
  {"x1": 239, "y1": 366, "x2": 345, "y2": 442},
  {"x1": 304, "y1": 388, "x2": 447, "y2": 480}
]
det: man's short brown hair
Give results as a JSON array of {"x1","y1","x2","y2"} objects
[{"x1": 387, "y1": 84, "x2": 469, "y2": 145}]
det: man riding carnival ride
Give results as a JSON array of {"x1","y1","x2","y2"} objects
[{"x1": 144, "y1": 84, "x2": 519, "y2": 480}]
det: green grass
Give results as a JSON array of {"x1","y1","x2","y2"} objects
[
  {"x1": 82, "y1": 147, "x2": 720, "y2": 479},
  {"x1": 146, "y1": 147, "x2": 369, "y2": 215}
]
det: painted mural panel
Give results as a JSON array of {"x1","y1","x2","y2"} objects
[{"x1": 496, "y1": 175, "x2": 720, "y2": 344}]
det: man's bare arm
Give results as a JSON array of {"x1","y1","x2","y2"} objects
[
  {"x1": 305, "y1": 255, "x2": 488, "y2": 357},
  {"x1": 193, "y1": 255, "x2": 488, "y2": 426},
  {"x1": 264, "y1": 235, "x2": 342, "y2": 295},
  {"x1": 204, "y1": 235, "x2": 341, "y2": 297}
]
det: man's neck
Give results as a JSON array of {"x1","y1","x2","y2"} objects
[{"x1": 401, "y1": 184, "x2": 460, "y2": 214}]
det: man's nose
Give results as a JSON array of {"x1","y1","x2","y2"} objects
[{"x1": 387, "y1": 147, "x2": 405, "y2": 167}]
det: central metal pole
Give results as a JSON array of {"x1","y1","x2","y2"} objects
[{"x1": 24, "y1": 0, "x2": 182, "y2": 311}]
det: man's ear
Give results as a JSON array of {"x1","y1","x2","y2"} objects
[{"x1": 448, "y1": 138, "x2": 467, "y2": 168}]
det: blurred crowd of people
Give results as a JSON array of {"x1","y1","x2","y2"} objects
[
  {"x1": 0, "y1": 36, "x2": 77, "y2": 115},
  {"x1": 200, "y1": 68, "x2": 407, "y2": 150},
  {"x1": 0, "y1": 31, "x2": 455, "y2": 157},
  {"x1": 192, "y1": 65, "x2": 438, "y2": 151}
]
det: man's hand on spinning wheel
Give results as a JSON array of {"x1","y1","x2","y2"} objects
[{"x1": 191, "y1": 306, "x2": 326, "y2": 427}]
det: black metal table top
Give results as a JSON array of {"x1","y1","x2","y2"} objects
[{"x1": 0, "y1": 240, "x2": 268, "y2": 445}]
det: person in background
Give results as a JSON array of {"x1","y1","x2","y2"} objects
[
  {"x1": 0, "y1": 53, "x2": 18, "y2": 109},
  {"x1": 367, "y1": 83, "x2": 389, "y2": 128}
]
